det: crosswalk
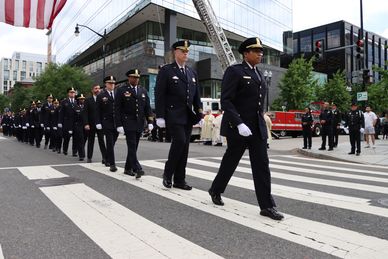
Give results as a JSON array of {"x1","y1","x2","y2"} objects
[{"x1": 7, "y1": 155, "x2": 388, "y2": 258}]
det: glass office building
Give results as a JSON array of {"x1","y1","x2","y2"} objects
[
  {"x1": 285, "y1": 20, "x2": 388, "y2": 84},
  {"x1": 51, "y1": 0, "x2": 292, "y2": 103}
]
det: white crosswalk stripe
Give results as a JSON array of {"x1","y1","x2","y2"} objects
[{"x1": 14, "y1": 155, "x2": 388, "y2": 258}]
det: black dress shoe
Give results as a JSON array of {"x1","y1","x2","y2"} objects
[
  {"x1": 162, "y1": 178, "x2": 172, "y2": 188},
  {"x1": 105, "y1": 163, "x2": 111, "y2": 167},
  {"x1": 302, "y1": 147, "x2": 307, "y2": 149},
  {"x1": 79, "y1": 158, "x2": 84, "y2": 161},
  {"x1": 72, "y1": 154, "x2": 78, "y2": 157},
  {"x1": 173, "y1": 182, "x2": 192, "y2": 190},
  {"x1": 208, "y1": 189, "x2": 224, "y2": 206},
  {"x1": 356, "y1": 152, "x2": 360, "y2": 156},
  {"x1": 260, "y1": 208, "x2": 284, "y2": 220},
  {"x1": 87, "y1": 158, "x2": 92, "y2": 163},
  {"x1": 348, "y1": 152, "x2": 355, "y2": 155},
  {"x1": 63, "y1": 152, "x2": 67, "y2": 155},
  {"x1": 57, "y1": 150, "x2": 61, "y2": 154},
  {"x1": 328, "y1": 148, "x2": 334, "y2": 151},
  {"x1": 318, "y1": 147, "x2": 326, "y2": 150},
  {"x1": 124, "y1": 170, "x2": 135, "y2": 176},
  {"x1": 135, "y1": 170, "x2": 145, "y2": 179},
  {"x1": 102, "y1": 160, "x2": 106, "y2": 165},
  {"x1": 109, "y1": 166, "x2": 118, "y2": 172}
]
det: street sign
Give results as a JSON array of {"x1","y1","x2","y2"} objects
[{"x1": 357, "y1": 91, "x2": 368, "y2": 101}]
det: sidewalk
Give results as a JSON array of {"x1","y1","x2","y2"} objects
[{"x1": 269, "y1": 135, "x2": 388, "y2": 166}]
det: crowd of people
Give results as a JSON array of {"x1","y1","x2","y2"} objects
[
  {"x1": 0, "y1": 38, "x2": 287, "y2": 221},
  {"x1": 300, "y1": 101, "x2": 388, "y2": 155}
]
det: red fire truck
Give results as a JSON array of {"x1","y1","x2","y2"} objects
[{"x1": 269, "y1": 103, "x2": 323, "y2": 138}]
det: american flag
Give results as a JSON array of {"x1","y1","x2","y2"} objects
[{"x1": 0, "y1": 0, "x2": 67, "y2": 29}]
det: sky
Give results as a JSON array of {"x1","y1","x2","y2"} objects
[{"x1": 0, "y1": 0, "x2": 387, "y2": 59}]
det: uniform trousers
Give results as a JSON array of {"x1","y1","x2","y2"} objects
[
  {"x1": 349, "y1": 129, "x2": 361, "y2": 153},
  {"x1": 210, "y1": 133, "x2": 275, "y2": 210},
  {"x1": 302, "y1": 126, "x2": 312, "y2": 148},
  {"x1": 164, "y1": 123, "x2": 192, "y2": 184},
  {"x1": 74, "y1": 124, "x2": 85, "y2": 159},
  {"x1": 86, "y1": 127, "x2": 106, "y2": 161},
  {"x1": 104, "y1": 128, "x2": 118, "y2": 166},
  {"x1": 124, "y1": 130, "x2": 142, "y2": 171},
  {"x1": 321, "y1": 125, "x2": 333, "y2": 149}
]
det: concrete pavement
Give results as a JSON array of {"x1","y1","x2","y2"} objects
[{"x1": 269, "y1": 135, "x2": 388, "y2": 166}]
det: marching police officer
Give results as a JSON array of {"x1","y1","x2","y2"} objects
[
  {"x1": 84, "y1": 84, "x2": 107, "y2": 164},
  {"x1": 331, "y1": 103, "x2": 342, "y2": 148},
  {"x1": 73, "y1": 94, "x2": 86, "y2": 161},
  {"x1": 345, "y1": 102, "x2": 365, "y2": 156},
  {"x1": 301, "y1": 107, "x2": 313, "y2": 149},
  {"x1": 58, "y1": 87, "x2": 77, "y2": 155},
  {"x1": 96, "y1": 76, "x2": 119, "y2": 172},
  {"x1": 319, "y1": 102, "x2": 333, "y2": 151},
  {"x1": 51, "y1": 99, "x2": 62, "y2": 153},
  {"x1": 115, "y1": 69, "x2": 153, "y2": 178},
  {"x1": 208, "y1": 37, "x2": 284, "y2": 220},
  {"x1": 155, "y1": 40, "x2": 202, "y2": 190},
  {"x1": 42, "y1": 94, "x2": 55, "y2": 149}
]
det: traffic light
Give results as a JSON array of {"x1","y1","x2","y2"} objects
[
  {"x1": 314, "y1": 40, "x2": 323, "y2": 59},
  {"x1": 356, "y1": 39, "x2": 364, "y2": 59}
]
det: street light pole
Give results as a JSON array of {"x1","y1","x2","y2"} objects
[
  {"x1": 263, "y1": 70, "x2": 272, "y2": 112},
  {"x1": 74, "y1": 24, "x2": 107, "y2": 84}
]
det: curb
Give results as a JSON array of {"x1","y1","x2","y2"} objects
[{"x1": 296, "y1": 148, "x2": 363, "y2": 164}]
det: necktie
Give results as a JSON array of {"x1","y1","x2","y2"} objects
[
  {"x1": 110, "y1": 91, "x2": 113, "y2": 99},
  {"x1": 180, "y1": 67, "x2": 185, "y2": 76}
]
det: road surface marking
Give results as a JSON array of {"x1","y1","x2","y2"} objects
[
  {"x1": 82, "y1": 163, "x2": 388, "y2": 259},
  {"x1": 40, "y1": 183, "x2": 222, "y2": 259},
  {"x1": 18, "y1": 166, "x2": 68, "y2": 180},
  {"x1": 187, "y1": 159, "x2": 388, "y2": 195}
]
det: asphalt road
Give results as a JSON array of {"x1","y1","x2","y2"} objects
[{"x1": 1, "y1": 135, "x2": 388, "y2": 259}]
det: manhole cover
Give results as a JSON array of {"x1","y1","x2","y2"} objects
[
  {"x1": 377, "y1": 198, "x2": 388, "y2": 207},
  {"x1": 35, "y1": 177, "x2": 79, "y2": 187}
]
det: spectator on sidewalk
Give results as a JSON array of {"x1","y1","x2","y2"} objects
[
  {"x1": 301, "y1": 107, "x2": 313, "y2": 149},
  {"x1": 383, "y1": 113, "x2": 388, "y2": 140},
  {"x1": 319, "y1": 102, "x2": 333, "y2": 151},
  {"x1": 264, "y1": 112, "x2": 272, "y2": 149},
  {"x1": 200, "y1": 109, "x2": 214, "y2": 145},
  {"x1": 212, "y1": 109, "x2": 223, "y2": 146},
  {"x1": 363, "y1": 105, "x2": 378, "y2": 149},
  {"x1": 345, "y1": 102, "x2": 364, "y2": 156}
]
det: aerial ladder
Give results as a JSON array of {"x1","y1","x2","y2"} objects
[{"x1": 192, "y1": 0, "x2": 237, "y2": 71}]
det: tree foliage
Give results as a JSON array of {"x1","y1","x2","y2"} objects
[
  {"x1": 32, "y1": 63, "x2": 92, "y2": 101},
  {"x1": 9, "y1": 83, "x2": 33, "y2": 112},
  {"x1": 272, "y1": 57, "x2": 317, "y2": 110},
  {"x1": 367, "y1": 62, "x2": 388, "y2": 114},
  {"x1": 315, "y1": 70, "x2": 351, "y2": 112},
  {"x1": 0, "y1": 94, "x2": 10, "y2": 113}
]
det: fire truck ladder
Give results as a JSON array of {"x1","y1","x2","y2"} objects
[{"x1": 192, "y1": 0, "x2": 237, "y2": 71}]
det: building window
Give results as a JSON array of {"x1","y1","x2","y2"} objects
[
  {"x1": 13, "y1": 70, "x2": 17, "y2": 80},
  {"x1": 22, "y1": 60, "x2": 26, "y2": 70},
  {"x1": 36, "y1": 62, "x2": 42, "y2": 73},
  {"x1": 327, "y1": 29, "x2": 340, "y2": 49},
  {"x1": 3, "y1": 59, "x2": 9, "y2": 68},
  {"x1": 29, "y1": 61, "x2": 34, "y2": 71},
  {"x1": 15, "y1": 60, "x2": 19, "y2": 69},
  {"x1": 3, "y1": 80, "x2": 7, "y2": 87},
  {"x1": 300, "y1": 36, "x2": 311, "y2": 53},
  {"x1": 20, "y1": 71, "x2": 26, "y2": 80},
  {"x1": 4, "y1": 70, "x2": 10, "y2": 80}
]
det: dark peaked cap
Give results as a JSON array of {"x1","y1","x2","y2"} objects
[{"x1": 238, "y1": 37, "x2": 264, "y2": 54}]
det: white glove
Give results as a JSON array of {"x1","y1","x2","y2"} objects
[
  {"x1": 53, "y1": 127, "x2": 57, "y2": 130},
  {"x1": 18, "y1": 125, "x2": 21, "y2": 127},
  {"x1": 360, "y1": 128, "x2": 365, "y2": 133},
  {"x1": 117, "y1": 126, "x2": 124, "y2": 134},
  {"x1": 148, "y1": 124, "x2": 154, "y2": 131},
  {"x1": 96, "y1": 124, "x2": 102, "y2": 130},
  {"x1": 156, "y1": 118, "x2": 166, "y2": 128},
  {"x1": 58, "y1": 123, "x2": 62, "y2": 128},
  {"x1": 68, "y1": 130, "x2": 73, "y2": 134},
  {"x1": 22, "y1": 126, "x2": 27, "y2": 130},
  {"x1": 31, "y1": 125, "x2": 35, "y2": 128},
  {"x1": 26, "y1": 123, "x2": 30, "y2": 127},
  {"x1": 198, "y1": 119, "x2": 204, "y2": 127},
  {"x1": 40, "y1": 123, "x2": 44, "y2": 128},
  {"x1": 237, "y1": 123, "x2": 252, "y2": 137}
]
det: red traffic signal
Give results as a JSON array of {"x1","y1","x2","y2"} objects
[
  {"x1": 356, "y1": 39, "x2": 364, "y2": 47},
  {"x1": 356, "y1": 39, "x2": 364, "y2": 59},
  {"x1": 314, "y1": 40, "x2": 323, "y2": 59},
  {"x1": 315, "y1": 40, "x2": 322, "y2": 48}
]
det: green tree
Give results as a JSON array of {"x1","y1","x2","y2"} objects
[
  {"x1": 0, "y1": 94, "x2": 10, "y2": 113},
  {"x1": 9, "y1": 83, "x2": 33, "y2": 112},
  {"x1": 272, "y1": 57, "x2": 317, "y2": 110},
  {"x1": 315, "y1": 70, "x2": 351, "y2": 112},
  {"x1": 367, "y1": 62, "x2": 388, "y2": 114},
  {"x1": 32, "y1": 63, "x2": 92, "y2": 101}
]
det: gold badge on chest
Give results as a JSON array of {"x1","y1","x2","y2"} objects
[{"x1": 124, "y1": 91, "x2": 131, "y2": 97}]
